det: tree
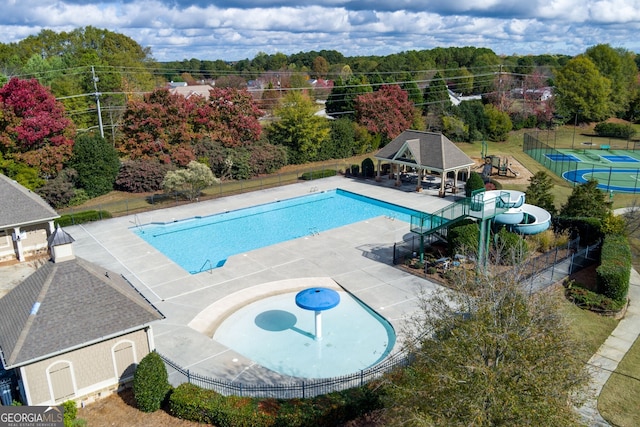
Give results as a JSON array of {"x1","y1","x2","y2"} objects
[
  {"x1": 162, "y1": 161, "x2": 218, "y2": 201},
  {"x1": 325, "y1": 75, "x2": 372, "y2": 119},
  {"x1": 0, "y1": 78, "x2": 75, "y2": 177},
  {"x1": 560, "y1": 179, "x2": 610, "y2": 221},
  {"x1": 133, "y1": 352, "x2": 171, "y2": 413},
  {"x1": 423, "y1": 71, "x2": 451, "y2": 115},
  {"x1": 312, "y1": 56, "x2": 329, "y2": 79},
  {"x1": 267, "y1": 91, "x2": 330, "y2": 164},
  {"x1": 70, "y1": 133, "x2": 120, "y2": 198},
  {"x1": 200, "y1": 87, "x2": 263, "y2": 148},
  {"x1": 585, "y1": 44, "x2": 638, "y2": 117},
  {"x1": 484, "y1": 104, "x2": 513, "y2": 141},
  {"x1": 525, "y1": 171, "x2": 556, "y2": 215},
  {"x1": 554, "y1": 56, "x2": 612, "y2": 123},
  {"x1": 382, "y1": 267, "x2": 589, "y2": 426},
  {"x1": 355, "y1": 84, "x2": 414, "y2": 144}
]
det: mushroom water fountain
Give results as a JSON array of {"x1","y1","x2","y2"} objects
[{"x1": 295, "y1": 287, "x2": 340, "y2": 340}]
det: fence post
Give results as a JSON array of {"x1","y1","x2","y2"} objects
[{"x1": 302, "y1": 381, "x2": 305, "y2": 399}]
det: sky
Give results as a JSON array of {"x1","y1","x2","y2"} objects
[{"x1": 2, "y1": 0, "x2": 640, "y2": 62}]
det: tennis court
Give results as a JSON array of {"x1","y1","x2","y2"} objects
[{"x1": 524, "y1": 133, "x2": 640, "y2": 193}]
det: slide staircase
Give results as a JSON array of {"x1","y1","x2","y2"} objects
[{"x1": 410, "y1": 190, "x2": 514, "y2": 237}]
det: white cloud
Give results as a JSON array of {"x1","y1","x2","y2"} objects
[{"x1": 1, "y1": 0, "x2": 640, "y2": 60}]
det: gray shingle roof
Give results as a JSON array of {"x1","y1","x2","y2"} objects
[
  {"x1": 0, "y1": 257, "x2": 164, "y2": 368},
  {"x1": 0, "y1": 174, "x2": 59, "y2": 229},
  {"x1": 375, "y1": 130, "x2": 474, "y2": 172}
]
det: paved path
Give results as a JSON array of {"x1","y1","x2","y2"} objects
[{"x1": 577, "y1": 267, "x2": 640, "y2": 426}]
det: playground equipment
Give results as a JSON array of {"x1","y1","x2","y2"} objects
[{"x1": 480, "y1": 156, "x2": 520, "y2": 178}]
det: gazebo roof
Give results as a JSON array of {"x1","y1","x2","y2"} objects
[{"x1": 375, "y1": 130, "x2": 474, "y2": 173}]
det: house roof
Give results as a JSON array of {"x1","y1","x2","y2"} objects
[
  {"x1": 0, "y1": 257, "x2": 164, "y2": 368},
  {"x1": 0, "y1": 174, "x2": 59, "y2": 229},
  {"x1": 375, "y1": 130, "x2": 475, "y2": 173},
  {"x1": 169, "y1": 84, "x2": 214, "y2": 99}
]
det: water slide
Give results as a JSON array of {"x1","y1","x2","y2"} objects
[{"x1": 486, "y1": 190, "x2": 551, "y2": 234}]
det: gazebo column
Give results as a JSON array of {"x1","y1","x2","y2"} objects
[
  {"x1": 13, "y1": 226, "x2": 24, "y2": 261},
  {"x1": 375, "y1": 160, "x2": 382, "y2": 182},
  {"x1": 394, "y1": 164, "x2": 402, "y2": 187},
  {"x1": 415, "y1": 169, "x2": 423, "y2": 192}
]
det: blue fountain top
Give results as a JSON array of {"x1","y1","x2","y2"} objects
[{"x1": 295, "y1": 287, "x2": 340, "y2": 311}]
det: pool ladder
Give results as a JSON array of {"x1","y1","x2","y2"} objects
[
  {"x1": 195, "y1": 259, "x2": 213, "y2": 274},
  {"x1": 309, "y1": 227, "x2": 320, "y2": 236},
  {"x1": 309, "y1": 186, "x2": 318, "y2": 193},
  {"x1": 386, "y1": 213, "x2": 397, "y2": 221}
]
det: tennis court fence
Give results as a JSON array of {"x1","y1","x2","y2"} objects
[{"x1": 523, "y1": 132, "x2": 640, "y2": 193}]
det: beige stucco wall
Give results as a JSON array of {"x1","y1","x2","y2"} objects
[
  {"x1": 21, "y1": 328, "x2": 152, "y2": 406},
  {"x1": 0, "y1": 224, "x2": 50, "y2": 263}
]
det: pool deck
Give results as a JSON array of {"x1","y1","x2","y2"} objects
[{"x1": 64, "y1": 176, "x2": 460, "y2": 385}]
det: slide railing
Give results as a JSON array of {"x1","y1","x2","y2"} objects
[{"x1": 410, "y1": 190, "x2": 511, "y2": 237}]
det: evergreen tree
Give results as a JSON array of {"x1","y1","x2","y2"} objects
[
  {"x1": 70, "y1": 133, "x2": 120, "y2": 198},
  {"x1": 560, "y1": 179, "x2": 610, "y2": 220},
  {"x1": 423, "y1": 71, "x2": 451, "y2": 115},
  {"x1": 525, "y1": 171, "x2": 556, "y2": 215}
]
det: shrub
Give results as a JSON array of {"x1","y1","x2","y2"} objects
[
  {"x1": 248, "y1": 142, "x2": 288, "y2": 175},
  {"x1": 493, "y1": 227, "x2": 528, "y2": 265},
  {"x1": 361, "y1": 158, "x2": 374, "y2": 178},
  {"x1": 168, "y1": 382, "x2": 382, "y2": 427},
  {"x1": 448, "y1": 222, "x2": 479, "y2": 255},
  {"x1": 596, "y1": 234, "x2": 632, "y2": 302},
  {"x1": 63, "y1": 400, "x2": 77, "y2": 427},
  {"x1": 465, "y1": 171, "x2": 485, "y2": 196},
  {"x1": 54, "y1": 210, "x2": 112, "y2": 227},
  {"x1": 36, "y1": 169, "x2": 78, "y2": 208},
  {"x1": 594, "y1": 122, "x2": 636, "y2": 139},
  {"x1": 564, "y1": 280, "x2": 627, "y2": 312},
  {"x1": 133, "y1": 351, "x2": 171, "y2": 413},
  {"x1": 300, "y1": 169, "x2": 337, "y2": 180},
  {"x1": 115, "y1": 161, "x2": 172, "y2": 193}
]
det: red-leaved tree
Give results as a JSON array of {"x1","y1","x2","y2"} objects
[
  {"x1": 119, "y1": 87, "x2": 263, "y2": 165},
  {"x1": 355, "y1": 85, "x2": 414, "y2": 144},
  {"x1": 0, "y1": 78, "x2": 75, "y2": 177},
  {"x1": 195, "y1": 87, "x2": 263, "y2": 148}
]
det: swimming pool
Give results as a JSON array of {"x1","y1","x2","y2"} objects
[
  {"x1": 213, "y1": 290, "x2": 395, "y2": 378},
  {"x1": 134, "y1": 189, "x2": 422, "y2": 273}
]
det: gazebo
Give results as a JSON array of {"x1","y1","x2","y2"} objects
[{"x1": 374, "y1": 130, "x2": 475, "y2": 197}]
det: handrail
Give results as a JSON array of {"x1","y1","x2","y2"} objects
[
  {"x1": 195, "y1": 259, "x2": 213, "y2": 274},
  {"x1": 410, "y1": 190, "x2": 516, "y2": 237}
]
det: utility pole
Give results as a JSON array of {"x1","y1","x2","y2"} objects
[{"x1": 91, "y1": 66, "x2": 104, "y2": 138}]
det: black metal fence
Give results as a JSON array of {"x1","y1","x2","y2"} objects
[
  {"x1": 58, "y1": 162, "x2": 349, "y2": 219},
  {"x1": 158, "y1": 350, "x2": 410, "y2": 399}
]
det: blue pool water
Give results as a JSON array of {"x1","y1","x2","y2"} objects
[
  {"x1": 134, "y1": 189, "x2": 421, "y2": 273},
  {"x1": 213, "y1": 291, "x2": 396, "y2": 378}
]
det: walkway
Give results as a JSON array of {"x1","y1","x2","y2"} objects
[{"x1": 577, "y1": 268, "x2": 640, "y2": 426}]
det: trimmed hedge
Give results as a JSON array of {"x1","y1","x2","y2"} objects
[
  {"x1": 54, "y1": 210, "x2": 112, "y2": 227},
  {"x1": 596, "y1": 234, "x2": 632, "y2": 302},
  {"x1": 299, "y1": 169, "x2": 337, "y2": 180},
  {"x1": 168, "y1": 382, "x2": 382, "y2": 427},
  {"x1": 564, "y1": 280, "x2": 626, "y2": 313}
]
